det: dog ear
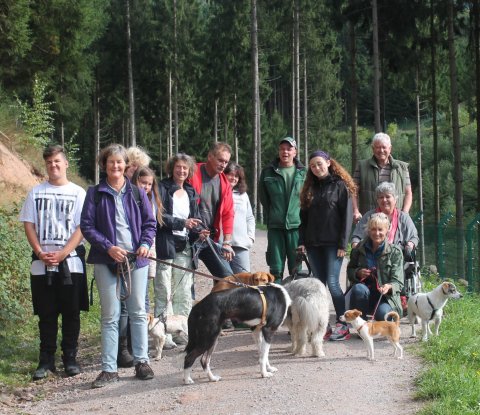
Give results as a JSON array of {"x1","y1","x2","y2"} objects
[
  {"x1": 353, "y1": 309, "x2": 362, "y2": 317},
  {"x1": 267, "y1": 273, "x2": 276, "y2": 283}
]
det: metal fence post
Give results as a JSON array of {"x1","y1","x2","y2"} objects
[
  {"x1": 466, "y1": 213, "x2": 480, "y2": 293},
  {"x1": 438, "y1": 212, "x2": 453, "y2": 280}
]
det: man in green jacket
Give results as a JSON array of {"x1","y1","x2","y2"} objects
[
  {"x1": 352, "y1": 132, "x2": 412, "y2": 223},
  {"x1": 259, "y1": 137, "x2": 306, "y2": 283}
]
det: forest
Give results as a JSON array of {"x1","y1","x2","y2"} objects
[{"x1": 1, "y1": 0, "x2": 480, "y2": 279}]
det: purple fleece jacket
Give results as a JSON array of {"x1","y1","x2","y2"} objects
[{"x1": 80, "y1": 178, "x2": 156, "y2": 268}]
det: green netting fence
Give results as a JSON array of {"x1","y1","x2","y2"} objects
[{"x1": 414, "y1": 212, "x2": 480, "y2": 293}]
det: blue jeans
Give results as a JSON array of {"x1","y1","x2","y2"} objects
[
  {"x1": 198, "y1": 240, "x2": 233, "y2": 278},
  {"x1": 307, "y1": 246, "x2": 344, "y2": 320},
  {"x1": 95, "y1": 264, "x2": 149, "y2": 372},
  {"x1": 350, "y1": 283, "x2": 393, "y2": 321},
  {"x1": 231, "y1": 247, "x2": 251, "y2": 273}
]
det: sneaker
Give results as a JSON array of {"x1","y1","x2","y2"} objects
[
  {"x1": 91, "y1": 371, "x2": 119, "y2": 388},
  {"x1": 135, "y1": 362, "x2": 154, "y2": 380},
  {"x1": 323, "y1": 324, "x2": 333, "y2": 341},
  {"x1": 329, "y1": 323, "x2": 350, "y2": 341}
]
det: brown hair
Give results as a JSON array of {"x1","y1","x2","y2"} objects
[
  {"x1": 166, "y1": 153, "x2": 196, "y2": 179},
  {"x1": 300, "y1": 157, "x2": 357, "y2": 209},
  {"x1": 131, "y1": 166, "x2": 163, "y2": 226},
  {"x1": 224, "y1": 162, "x2": 247, "y2": 194},
  {"x1": 208, "y1": 141, "x2": 232, "y2": 157},
  {"x1": 43, "y1": 144, "x2": 67, "y2": 160}
]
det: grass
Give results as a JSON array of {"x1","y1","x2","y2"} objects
[
  {"x1": 414, "y1": 278, "x2": 480, "y2": 414},
  {"x1": 0, "y1": 265, "x2": 101, "y2": 388}
]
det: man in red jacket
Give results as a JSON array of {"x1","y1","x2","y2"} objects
[{"x1": 190, "y1": 142, "x2": 234, "y2": 278}]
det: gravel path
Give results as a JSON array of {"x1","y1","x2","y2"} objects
[{"x1": 14, "y1": 230, "x2": 424, "y2": 415}]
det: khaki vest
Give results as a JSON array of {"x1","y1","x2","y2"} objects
[{"x1": 357, "y1": 156, "x2": 409, "y2": 214}]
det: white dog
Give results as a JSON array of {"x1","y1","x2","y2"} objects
[
  {"x1": 283, "y1": 278, "x2": 329, "y2": 357},
  {"x1": 407, "y1": 281, "x2": 462, "y2": 341},
  {"x1": 147, "y1": 313, "x2": 188, "y2": 360}
]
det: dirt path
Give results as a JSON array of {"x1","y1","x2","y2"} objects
[{"x1": 16, "y1": 230, "x2": 423, "y2": 415}]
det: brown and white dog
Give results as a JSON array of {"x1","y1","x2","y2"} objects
[
  {"x1": 407, "y1": 281, "x2": 462, "y2": 341},
  {"x1": 340, "y1": 309, "x2": 403, "y2": 360},
  {"x1": 147, "y1": 313, "x2": 188, "y2": 360},
  {"x1": 211, "y1": 272, "x2": 276, "y2": 293}
]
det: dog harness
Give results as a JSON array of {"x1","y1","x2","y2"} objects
[
  {"x1": 415, "y1": 294, "x2": 438, "y2": 320},
  {"x1": 252, "y1": 286, "x2": 268, "y2": 327}
]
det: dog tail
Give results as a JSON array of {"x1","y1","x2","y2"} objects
[
  {"x1": 385, "y1": 311, "x2": 400, "y2": 326},
  {"x1": 294, "y1": 296, "x2": 328, "y2": 332}
]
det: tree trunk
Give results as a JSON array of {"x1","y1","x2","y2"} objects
[
  {"x1": 214, "y1": 97, "x2": 218, "y2": 142},
  {"x1": 372, "y1": 0, "x2": 381, "y2": 132},
  {"x1": 173, "y1": 0, "x2": 178, "y2": 153},
  {"x1": 294, "y1": 0, "x2": 300, "y2": 152},
  {"x1": 415, "y1": 67, "x2": 425, "y2": 266},
  {"x1": 125, "y1": 0, "x2": 136, "y2": 147},
  {"x1": 60, "y1": 121, "x2": 65, "y2": 147},
  {"x1": 251, "y1": 0, "x2": 260, "y2": 220},
  {"x1": 447, "y1": 0, "x2": 465, "y2": 277},
  {"x1": 93, "y1": 78, "x2": 100, "y2": 184},
  {"x1": 303, "y1": 57, "x2": 308, "y2": 162},
  {"x1": 430, "y1": 0, "x2": 440, "y2": 265},
  {"x1": 291, "y1": 30, "x2": 295, "y2": 138},
  {"x1": 234, "y1": 93, "x2": 238, "y2": 162},
  {"x1": 168, "y1": 71, "x2": 173, "y2": 159},
  {"x1": 349, "y1": 17, "x2": 358, "y2": 174},
  {"x1": 473, "y1": 0, "x2": 480, "y2": 273},
  {"x1": 224, "y1": 94, "x2": 228, "y2": 142}
]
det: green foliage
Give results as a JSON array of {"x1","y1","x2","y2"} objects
[
  {"x1": 415, "y1": 291, "x2": 480, "y2": 415},
  {"x1": 15, "y1": 76, "x2": 55, "y2": 147},
  {"x1": 0, "y1": 208, "x2": 33, "y2": 335}
]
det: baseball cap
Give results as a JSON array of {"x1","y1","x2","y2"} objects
[{"x1": 279, "y1": 137, "x2": 297, "y2": 148}]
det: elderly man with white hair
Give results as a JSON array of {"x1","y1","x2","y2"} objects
[{"x1": 352, "y1": 132, "x2": 412, "y2": 223}]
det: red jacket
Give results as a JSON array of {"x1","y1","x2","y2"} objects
[{"x1": 190, "y1": 162, "x2": 234, "y2": 241}]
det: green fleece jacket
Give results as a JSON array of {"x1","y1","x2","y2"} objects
[
  {"x1": 259, "y1": 158, "x2": 306, "y2": 230},
  {"x1": 347, "y1": 239, "x2": 404, "y2": 315}
]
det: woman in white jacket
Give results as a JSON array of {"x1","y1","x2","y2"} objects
[{"x1": 224, "y1": 162, "x2": 256, "y2": 273}]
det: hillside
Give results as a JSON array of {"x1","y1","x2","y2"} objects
[{"x1": 0, "y1": 140, "x2": 43, "y2": 207}]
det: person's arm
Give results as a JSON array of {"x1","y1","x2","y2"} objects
[
  {"x1": 352, "y1": 195, "x2": 362, "y2": 223},
  {"x1": 402, "y1": 185, "x2": 413, "y2": 213},
  {"x1": 46, "y1": 227, "x2": 84, "y2": 265},
  {"x1": 245, "y1": 196, "x2": 256, "y2": 242}
]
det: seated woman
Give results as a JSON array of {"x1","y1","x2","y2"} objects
[
  {"x1": 347, "y1": 213, "x2": 404, "y2": 321},
  {"x1": 351, "y1": 182, "x2": 418, "y2": 257}
]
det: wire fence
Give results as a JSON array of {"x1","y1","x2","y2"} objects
[{"x1": 416, "y1": 212, "x2": 480, "y2": 293}]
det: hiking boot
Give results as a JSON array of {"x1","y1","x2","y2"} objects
[
  {"x1": 91, "y1": 371, "x2": 119, "y2": 388},
  {"x1": 117, "y1": 336, "x2": 134, "y2": 368},
  {"x1": 323, "y1": 324, "x2": 333, "y2": 341},
  {"x1": 329, "y1": 322, "x2": 350, "y2": 341},
  {"x1": 33, "y1": 352, "x2": 56, "y2": 381},
  {"x1": 62, "y1": 350, "x2": 80, "y2": 377},
  {"x1": 135, "y1": 362, "x2": 154, "y2": 380}
]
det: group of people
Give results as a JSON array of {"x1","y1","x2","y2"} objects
[{"x1": 20, "y1": 131, "x2": 417, "y2": 387}]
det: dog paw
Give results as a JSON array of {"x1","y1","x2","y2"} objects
[
  {"x1": 313, "y1": 351, "x2": 325, "y2": 357},
  {"x1": 209, "y1": 375, "x2": 222, "y2": 382},
  {"x1": 184, "y1": 378, "x2": 194, "y2": 385},
  {"x1": 262, "y1": 371, "x2": 274, "y2": 378},
  {"x1": 266, "y1": 366, "x2": 278, "y2": 373},
  {"x1": 154, "y1": 355, "x2": 162, "y2": 361}
]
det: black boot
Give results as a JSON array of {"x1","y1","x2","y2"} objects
[
  {"x1": 117, "y1": 336, "x2": 134, "y2": 368},
  {"x1": 33, "y1": 352, "x2": 56, "y2": 381},
  {"x1": 62, "y1": 349, "x2": 81, "y2": 377}
]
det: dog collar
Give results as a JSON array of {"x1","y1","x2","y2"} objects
[
  {"x1": 357, "y1": 322, "x2": 368, "y2": 334},
  {"x1": 252, "y1": 287, "x2": 267, "y2": 327}
]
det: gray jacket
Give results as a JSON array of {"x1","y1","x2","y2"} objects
[{"x1": 351, "y1": 208, "x2": 419, "y2": 248}]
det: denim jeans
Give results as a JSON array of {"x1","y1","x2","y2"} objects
[
  {"x1": 198, "y1": 240, "x2": 233, "y2": 278},
  {"x1": 350, "y1": 283, "x2": 393, "y2": 321},
  {"x1": 307, "y1": 246, "x2": 345, "y2": 320},
  {"x1": 231, "y1": 247, "x2": 251, "y2": 274},
  {"x1": 95, "y1": 264, "x2": 149, "y2": 372},
  {"x1": 154, "y1": 245, "x2": 193, "y2": 317}
]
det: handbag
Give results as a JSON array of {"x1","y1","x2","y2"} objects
[{"x1": 283, "y1": 252, "x2": 312, "y2": 284}]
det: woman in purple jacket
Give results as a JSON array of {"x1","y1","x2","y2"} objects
[{"x1": 81, "y1": 144, "x2": 156, "y2": 388}]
